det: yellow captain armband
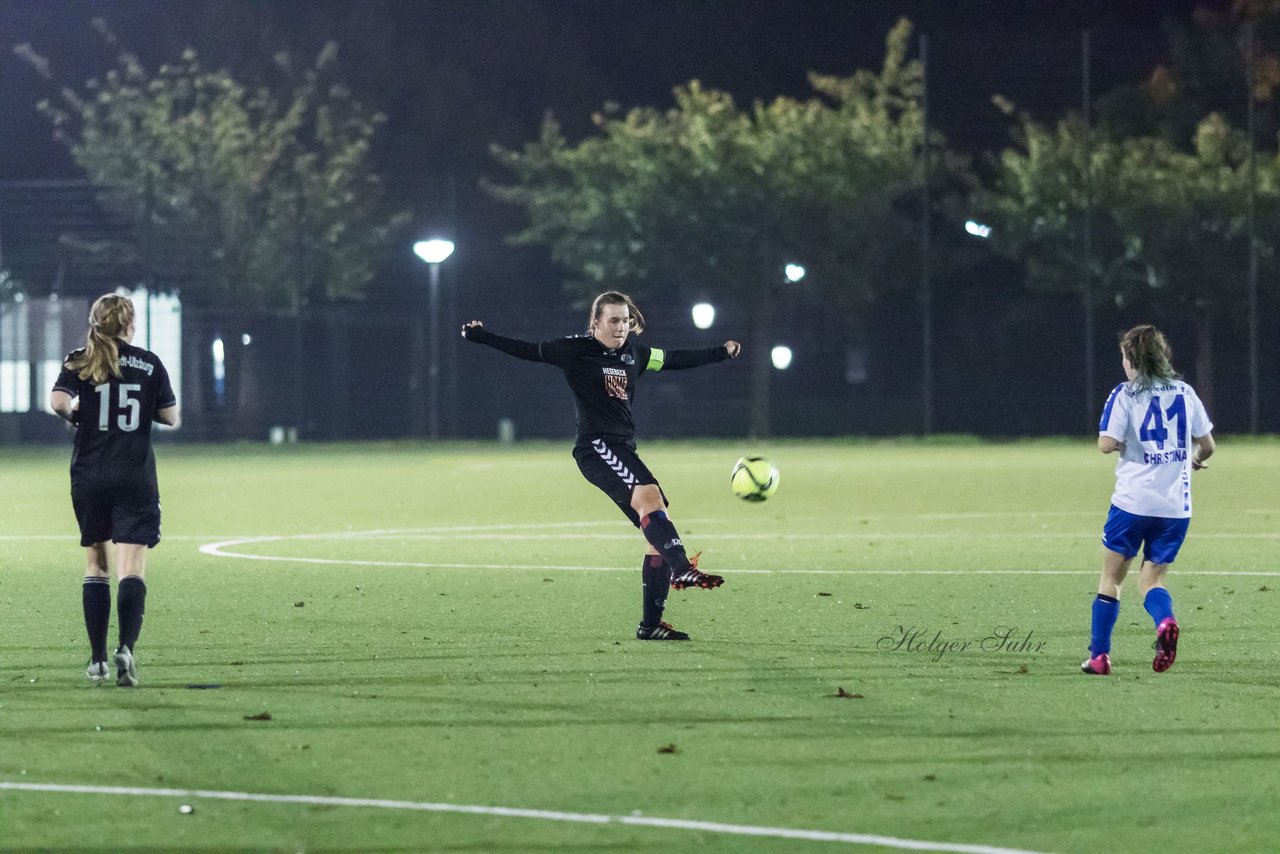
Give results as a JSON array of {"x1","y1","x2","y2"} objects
[{"x1": 646, "y1": 348, "x2": 665, "y2": 371}]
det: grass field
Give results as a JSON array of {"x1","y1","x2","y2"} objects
[{"x1": 1, "y1": 438, "x2": 1278, "y2": 853}]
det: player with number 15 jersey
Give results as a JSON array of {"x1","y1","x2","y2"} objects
[
  {"x1": 55, "y1": 331, "x2": 176, "y2": 514},
  {"x1": 51, "y1": 294, "x2": 179, "y2": 688}
]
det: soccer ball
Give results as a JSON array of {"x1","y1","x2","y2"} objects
[{"x1": 730, "y1": 455, "x2": 779, "y2": 502}]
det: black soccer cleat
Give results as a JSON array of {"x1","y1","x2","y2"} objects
[
  {"x1": 669, "y1": 552, "x2": 724, "y2": 590},
  {"x1": 636, "y1": 621, "x2": 690, "y2": 640},
  {"x1": 114, "y1": 645, "x2": 139, "y2": 688}
]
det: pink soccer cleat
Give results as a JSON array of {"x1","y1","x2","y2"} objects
[
  {"x1": 1080, "y1": 653, "x2": 1111, "y2": 675},
  {"x1": 1153, "y1": 618, "x2": 1179, "y2": 673}
]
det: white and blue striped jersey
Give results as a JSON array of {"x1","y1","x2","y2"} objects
[{"x1": 1098, "y1": 378, "x2": 1213, "y2": 519}]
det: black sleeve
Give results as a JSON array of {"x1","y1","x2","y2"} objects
[
  {"x1": 153, "y1": 359, "x2": 177, "y2": 414},
  {"x1": 462, "y1": 325, "x2": 546, "y2": 363},
  {"x1": 52, "y1": 354, "x2": 81, "y2": 396},
  {"x1": 659, "y1": 345, "x2": 731, "y2": 371}
]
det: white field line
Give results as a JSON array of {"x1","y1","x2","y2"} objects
[
  {"x1": 0, "y1": 781, "x2": 1051, "y2": 854},
  {"x1": 191, "y1": 528, "x2": 1280, "y2": 577}
]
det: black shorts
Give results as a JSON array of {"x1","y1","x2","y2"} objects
[
  {"x1": 71, "y1": 474, "x2": 162, "y2": 548},
  {"x1": 573, "y1": 438, "x2": 668, "y2": 527}
]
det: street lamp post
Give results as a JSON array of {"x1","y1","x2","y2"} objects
[{"x1": 412, "y1": 238, "x2": 455, "y2": 440}]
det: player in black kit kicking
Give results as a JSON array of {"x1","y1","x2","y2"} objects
[
  {"x1": 50, "y1": 294, "x2": 180, "y2": 686},
  {"x1": 462, "y1": 291, "x2": 740, "y2": 640}
]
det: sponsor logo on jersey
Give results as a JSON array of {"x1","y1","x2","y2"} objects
[
  {"x1": 604, "y1": 373, "x2": 628, "y2": 400},
  {"x1": 620, "y1": 353, "x2": 634, "y2": 365},
  {"x1": 119, "y1": 355, "x2": 156, "y2": 375}
]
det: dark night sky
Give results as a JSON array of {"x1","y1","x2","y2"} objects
[{"x1": 0, "y1": 0, "x2": 1230, "y2": 306}]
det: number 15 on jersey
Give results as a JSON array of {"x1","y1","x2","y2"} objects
[{"x1": 95, "y1": 383, "x2": 143, "y2": 432}]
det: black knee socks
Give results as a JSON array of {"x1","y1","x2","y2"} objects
[
  {"x1": 117, "y1": 576, "x2": 147, "y2": 652},
  {"x1": 83, "y1": 576, "x2": 111, "y2": 662},
  {"x1": 639, "y1": 511, "x2": 691, "y2": 574},
  {"x1": 641, "y1": 554, "x2": 669, "y2": 627}
]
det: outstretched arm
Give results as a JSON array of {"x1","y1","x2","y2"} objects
[
  {"x1": 461, "y1": 321, "x2": 544, "y2": 363},
  {"x1": 656, "y1": 340, "x2": 741, "y2": 370}
]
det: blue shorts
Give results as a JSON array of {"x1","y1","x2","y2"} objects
[{"x1": 1101, "y1": 505, "x2": 1189, "y2": 566}]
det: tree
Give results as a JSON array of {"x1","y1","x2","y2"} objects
[
  {"x1": 16, "y1": 21, "x2": 407, "y2": 313},
  {"x1": 487, "y1": 19, "x2": 959, "y2": 436},
  {"x1": 1095, "y1": 1, "x2": 1280, "y2": 150},
  {"x1": 980, "y1": 107, "x2": 1280, "y2": 416}
]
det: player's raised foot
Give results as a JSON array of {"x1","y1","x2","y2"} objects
[
  {"x1": 1080, "y1": 652, "x2": 1111, "y2": 675},
  {"x1": 636, "y1": 621, "x2": 690, "y2": 641},
  {"x1": 1153, "y1": 618, "x2": 1179, "y2": 673},
  {"x1": 669, "y1": 552, "x2": 723, "y2": 590},
  {"x1": 85, "y1": 660, "x2": 109, "y2": 683},
  {"x1": 114, "y1": 646, "x2": 139, "y2": 687}
]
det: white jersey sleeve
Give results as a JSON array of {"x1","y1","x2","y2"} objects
[{"x1": 1098, "y1": 379, "x2": 1213, "y2": 519}]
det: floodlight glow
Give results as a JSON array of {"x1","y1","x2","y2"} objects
[
  {"x1": 964, "y1": 220, "x2": 992, "y2": 239},
  {"x1": 211, "y1": 337, "x2": 225, "y2": 382},
  {"x1": 784, "y1": 263, "x2": 806, "y2": 283},
  {"x1": 241, "y1": 333, "x2": 252, "y2": 346},
  {"x1": 771, "y1": 345, "x2": 793, "y2": 370},
  {"x1": 413, "y1": 239, "x2": 455, "y2": 264},
  {"x1": 691, "y1": 302, "x2": 716, "y2": 329}
]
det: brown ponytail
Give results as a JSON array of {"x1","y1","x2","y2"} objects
[
  {"x1": 1119, "y1": 324, "x2": 1178, "y2": 385},
  {"x1": 66, "y1": 294, "x2": 135, "y2": 385},
  {"x1": 588, "y1": 290, "x2": 645, "y2": 335}
]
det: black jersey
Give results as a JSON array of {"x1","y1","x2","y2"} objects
[
  {"x1": 464, "y1": 326, "x2": 728, "y2": 444},
  {"x1": 53, "y1": 342, "x2": 177, "y2": 485}
]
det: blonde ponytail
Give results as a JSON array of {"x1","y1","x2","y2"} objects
[{"x1": 66, "y1": 294, "x2": 135, "y2": 385}]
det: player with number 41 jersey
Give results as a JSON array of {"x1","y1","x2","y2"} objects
[
  {"x1": 1099, "y1": 362, "x2": 1212, "y2": 519},
  {"x1": 1082, "y1": 324, "x2": 1214, "y2": 678}
]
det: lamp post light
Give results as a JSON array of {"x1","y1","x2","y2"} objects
[
  {"x1": 412, "y1": 238, "x2": 455, "y2": 440},
  {"x1": 691, "y1": 302, "x2": 716, "y2": 330}
]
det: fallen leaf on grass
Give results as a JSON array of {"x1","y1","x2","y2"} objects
[
  {"x1": 243, "y1": 711, "x2": 273, "y2": 721},
  {"x1": 817, "y1": 592, "x2": 832, "y2": 597},
  {"x1": 835, "y1": 687, "x2": 864, "y2": 699},
  {"x1": 294, "y1": 601, "x2": 305, "y2": 608},
  {"x1": 657, "y1": 744, "x2": 678, "y2": 754}
]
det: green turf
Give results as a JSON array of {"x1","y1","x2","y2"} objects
[{"x1": 1, "y1": 438, "x2": 1277, "y2": 853}]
